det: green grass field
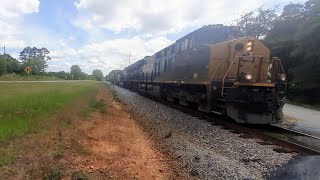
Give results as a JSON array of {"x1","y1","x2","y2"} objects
[
  {"x1": 0, "y1": 75, "x2": 63, "y2": 81},
  {"x1": 0, "y1": 81, "x2": 101, "y2": 141}
]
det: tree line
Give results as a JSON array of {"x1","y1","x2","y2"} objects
[
  {"x1": 234, "y1": 0, "x2": 320, "y2": 105},
  {"x1": 0, "y1": 47, "x2": 104, "y2": 81}
]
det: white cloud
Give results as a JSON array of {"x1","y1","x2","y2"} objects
[
  {"x1": 74, "y1": 0, "x2": 266, "y2": 36},
  {"x1": 47, "y1": 36, "x2": 172, "y2": 75},
  {"x1": 0, "y1": 0, "x2": 39, "y2": 18},
  {"x1": 0, "y1": 0, "x2": 39, "y2": 49}
]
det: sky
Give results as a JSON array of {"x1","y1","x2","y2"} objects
[{"x1": 0, "y1": 0, "x2": 307, "y2": 75}]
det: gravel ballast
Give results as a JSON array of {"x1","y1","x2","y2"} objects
[{"x1": 114, "y1": 86, "x2": 297, "y2": 179}]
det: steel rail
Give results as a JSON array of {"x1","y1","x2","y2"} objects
[{"x1": 115, "y1": 85, "x2": 320, "y2": 155}]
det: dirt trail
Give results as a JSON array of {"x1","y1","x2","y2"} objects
[
  {"x1": 63, "y1": 89, "x2": 173, "y2": 179},
  {"x1": 0, "y1": 87, "x2": 182, "y2": 179}
]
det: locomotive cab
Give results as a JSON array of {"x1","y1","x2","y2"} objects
[{"x1": 208, "y1": 37, "x2": 287, "y2": 124}]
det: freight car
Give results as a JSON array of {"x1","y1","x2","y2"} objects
[{"x1": 109, "y1": 25, "x2": 287, "y2": 124}]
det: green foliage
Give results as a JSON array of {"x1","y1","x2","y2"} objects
[
  {"x1": 19, "y1": 47, "x2": 51, "y2": 74},
  {"x1": 0, "y1": 54, "x2": 21, "y2": 75},
  {"x1": 265, "y1": 0, "x2": 320, "y2": 104},
  {"x1": 70, "y1": 65, "x2": 81, "y2": 79},
  {"x1": 235, "y1": 7, "x2": 277, "y2": 38},
  {"x1": 92, "y1": 69, "x2": 104, "y2": 81},
  {"x1": 0, "y1": 74, "x2": 62, "y2": 81}
]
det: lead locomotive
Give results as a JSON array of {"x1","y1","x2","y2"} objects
[{"x1": 108, "y1": 25, "x2": 286, "y2": 124}]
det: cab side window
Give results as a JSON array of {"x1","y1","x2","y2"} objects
[{"x1": 185, "y1": 39, "x2": 189, "y2": 50}]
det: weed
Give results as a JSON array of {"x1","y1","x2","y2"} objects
[
  {"x1": 90, "y1": 100, "x2": 107, "y2": 114},
  {"x1": 52, "y1": 149, "x2": 64, "y2": 160},
  {"x1": 43, "y1": 166, "x2": 64, "y2": 180},
  {"x1": 73, "y1": 141, "x2": 91, "y2": 156},
  {"x1": 59, "y1": 117, "x2": 72, "y2": 129},
  {"x1": 0, "y1": 75, "x2": 63, "y2": 81},
  {"x1": 79, "y1": 107, "x2": 91, "y2": 118},
  {"x1": 71, "y1": 170, "x2": 90, "y2": 180},
  {"x1": 0, "y1": 148, "x2": 15, "y2": 168},
  {"x1": 112, "y1": 92, "x2": 121, "y2": 102}
]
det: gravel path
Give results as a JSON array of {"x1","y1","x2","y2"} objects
[{"x1": 114, "y1": 86, "x2": 297, "y2": 179}]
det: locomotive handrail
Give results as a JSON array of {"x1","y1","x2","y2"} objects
[
  {"x1": 271, "y1": 57, "x2": 287, "y2": 91},
  {"x1": 221, "y1": 55, "x2": 265, "y2": 97},
  {"x1": 279, "y1": 59, "x2": 287, "y2": 91},
  {"x1": 221, "y1": 56, "x2": 240, "y2": 97}
]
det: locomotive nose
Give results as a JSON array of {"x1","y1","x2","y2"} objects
[{"x1": 225, "y1": 87, "x2": 285, "y2": 124}]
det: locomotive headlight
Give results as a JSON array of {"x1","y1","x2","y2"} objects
[
  {"x1": 244, "y1": 73, "x2": 253, "y2": 80},
  {"x1": 247, "y1": 40, "x2": 253, "y2": 52}
]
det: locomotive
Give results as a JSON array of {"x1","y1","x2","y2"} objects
[{"x1": 108, "y1": 25, "x2": 287, "y2": 124}]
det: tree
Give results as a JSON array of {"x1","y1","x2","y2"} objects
[
  {"x1": 92, "y1": 69, "x2": 104, "y2": 81},
  {"x1": 265, "y1": 0, "x2": 320, "y2": 104},
  {"x1": 19, "y1": 47, "x2": 51, "y2": 74},
  {"x1": 266, "y1": 3, "x2": 305, "y2": 41},
  {"x1": 70, "y1": 65, "x2": 82, "y2": 80},
  {"x1": 0, "y1": 54, "x2": 21, "y2": 75},
  {"x1": 304, "y1": 0, "x2": 320, "y2": 18},
  {"x1": 235, "y1": 7, "x2": 277, "y2": 39}
]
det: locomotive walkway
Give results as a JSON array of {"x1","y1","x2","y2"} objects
[{"x1": 283, "y1": 104, "x2": 320, "y2": 137}]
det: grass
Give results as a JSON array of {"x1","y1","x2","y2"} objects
[
  {"x1": 43, "y1": 166, "x2": 64, "y2": 180},
  {"x1": 72, "y1": 141, "x2": 91, "y2": 156},
  {"x1": 71, "y1": 171, "x2": 90, "y2": 180},
  {"x1": 106, "y1": 83, "x2": 121, "y2": 102},
  {"x1": 79, "y1": 99, "x2": 107, "y2": 118},
  {"x1": 0, "y1": 74, "x2": 63, "y2": 81},
  {"x1": 112, "y1": 92, "x2": 121, "y2": 102},
  {"x1": 52, "y1": 148, "x2": 64, "y2": 160},
  {"x1": 0, "y1": 148, "x2": 15, "y2": 168},
  {"x1": 0, "y1": 81, "x2": 101, "y2": 141},
  {"x1": 90, "y1": 99, "x2": 107, "y2": 114}
]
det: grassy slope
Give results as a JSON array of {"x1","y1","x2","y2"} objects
[
  {"x1": 0, "y1": 75, "x2": 63, "y2": 81},
  {"x1": 0, "y1": 81, "x2": 101, "y2": 140}
]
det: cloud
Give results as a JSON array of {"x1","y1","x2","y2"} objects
[
  {"x1": 74, "y1": 0, "x2": 266, "y2": 36},
  {"x1": 47, "y1": 36, "x2": 172, "y2": 74},
  {"x1": 0, "y1": 0, "x2": 39, "y2": 48},
  {"x1": 0, "y1": 0, "x2": 39, "y2": 18}
]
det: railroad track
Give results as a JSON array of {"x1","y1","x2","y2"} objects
[
  {"x1": 115, "y1": 85, "x2": 320, "y2": 155},
  {"x1": 158, "y1": 98, "x2": 320, "y2": 155}
]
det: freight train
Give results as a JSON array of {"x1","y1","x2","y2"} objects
[{"x1": 107, "y1": 25, "x2": 287, "y2": 124}]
